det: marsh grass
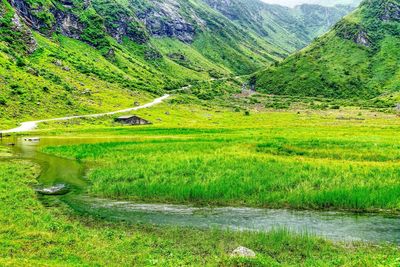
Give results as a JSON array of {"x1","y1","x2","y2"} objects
[
  {"x1": 0, "y1": 146, "x2": 11, "y2": 157},
  {"x1": 2, "y1": 160, "x2": 399, "y2": 265},
  {"x1": 42, "y1": 117, "x2": 400, "y2": 212},
  {"x1": 256, "y1": 138, "x2": 400, "y2": 162}
]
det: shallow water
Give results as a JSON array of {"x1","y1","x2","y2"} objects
[
  {"x1": 1, "y1": 136, "x2": 400, "y2": 244},
  {"x1": 70, "y1": 196, "x2": 400, "y2": 243}
]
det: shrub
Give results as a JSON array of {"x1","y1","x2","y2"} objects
[
  {"x1": 0, "y1": 96, "x2": 7, "y2": 105},
  {"x1": 16, "y1": 57, "x2": 26, "y2": 67},
  {"x1": 10, "y1": 84, "x2": 25, "y2": 95}
]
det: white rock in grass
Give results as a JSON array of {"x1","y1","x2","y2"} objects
[{"x1": 230, "y1": 246, "x2": 256, "y2": 258}]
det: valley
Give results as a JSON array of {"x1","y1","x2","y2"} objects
[
  {"x1": 2, "y1": 94, "x2": 400, "y2": 265},
  {"x1": 1, "y1": 0, "x2": 400, "y2": 266}
]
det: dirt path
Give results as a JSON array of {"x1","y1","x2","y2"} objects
[
  {"x1": 1, "y1": 94, "x2": 170, "y2": 134},
  {"x1": 0, "y1": 76, "x2": 244, "y2": 134}
]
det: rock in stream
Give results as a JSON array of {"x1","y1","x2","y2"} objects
[{"x1": 36, "y1": 184, "x2": 70, "y2": 195}]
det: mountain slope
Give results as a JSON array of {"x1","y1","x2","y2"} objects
[
  {"x1": 0, "y1": 0, "x2": 354, "y2": 122},
  {"x1": 256, "y1": 0, "x2": 400, "y2": 99},
  {"x1": 204, "y1": 0, "x2": 355, "y2": 53}
]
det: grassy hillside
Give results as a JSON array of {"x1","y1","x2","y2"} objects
[
  {"x1": 0, "y1": 0, "x2": 215, "y2": 122},
  {"x1": 0, "y1": 0, "x2": 356, "y2": 123},
  {"x1": 256, "y1": 0, "x2": 400, "y2": 99}
]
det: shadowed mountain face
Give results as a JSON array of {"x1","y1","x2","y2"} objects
[
  {"x1": 256, "y1": 0, "x2": 400, "y2": 99},
  {"x1": 0, "y1": 0, "x2": 354, "y2": 119}
]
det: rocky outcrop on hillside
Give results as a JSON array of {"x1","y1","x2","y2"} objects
[
  {"x1": 9, "y1": 0, "x2": 110, "y2": 48},
  {"x1": 354, "y1": 29, "x2": 370, "y2": 46},
  {"x1": 10, "y1": 0, "x2": 85, "y2": 38},
  {"x1": 335, "y1": 21, "x2": 371, "y2": 47},
  {"x1": 380, "y1": 1, "x2": 400, "y2": 21},
  {"x1": 52, "y1": 11, "x2": 85, "y2": 39},
  {"x1": 92, "y1": 0, "x2": 149, "y2": 44},
  {"x1": 9, "y1": 0, "x2": 198, "y2": 45},
  {"x1": 9, "y1": 0, "x2": 49, "y2": 30},
  {"x1": 0, "y1": 0, "x2": 37, "y2": 54},
  {"x1": 334, "y1": 0, "x2": 400, "y2": 47},
  {"x1": 136, "y1": 0, "x2": 197, "y2": 43},
  {"x1": 10, "y1": 13, "x2": 37, "y2": 53}
]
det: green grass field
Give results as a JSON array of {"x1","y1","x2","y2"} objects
[
  {"x1": 0, "y1": 160, "x2": 399, "y2": 266},
  {"x1": 38, "y1": 101, "x2": 400, "y2": 213},
  {"x1": 2, "y1": 100, "x2": 400, "y2": 265}
]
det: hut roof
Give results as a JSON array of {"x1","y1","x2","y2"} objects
[{"x1": 117, "y1": 115, "x2": 139, "y2": 119}]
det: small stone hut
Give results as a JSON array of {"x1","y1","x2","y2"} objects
[{"x1": 114, "y1": 115, "x2": 151, "y2": 125}]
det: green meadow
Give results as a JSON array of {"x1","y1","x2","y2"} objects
[
  {"x1": 40, "y1": 101, "x2": 400, "y2": 213},
  {"x1": 1, "y1": 100, "x2": 400, "y2": 265},
  {"x1": 0, "y1": 159, "x2": 399, "y2": 266}
]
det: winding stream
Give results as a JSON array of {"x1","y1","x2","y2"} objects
[{"x1": 2, "y1": 136, "x2": 400, "y2": 244}]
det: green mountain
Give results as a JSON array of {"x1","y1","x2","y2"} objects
[
  {"x1": 256, "y1": 0, "x2": 400, "y2": 99},
  {"x1": 0, "y1": 0, "x2": 352, "y2": 121},
  {"x1": 204, "y1": 0, "x2": 354, "y2": 53}
]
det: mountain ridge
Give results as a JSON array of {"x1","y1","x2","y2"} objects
[{"x1": 255, "y1": 0, "x2": 400, "y2": 99}]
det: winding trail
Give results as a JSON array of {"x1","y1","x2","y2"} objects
[
  {"x1": 0, "y1": 75, "x2": 246, "y2": 134},
  {"x1": 1, "y1": 94, "x2": 170, "y2": 134}
]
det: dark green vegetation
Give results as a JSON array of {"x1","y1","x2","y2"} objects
[
  {"x1": 1, "y1": 159, "x2": 399, "y2": 265},
  {"x1": 256, "y1": 0, "x2": 400, "y2": 99},
  {"x1": 0, "y1": 0, "x2": 353, "y2": 123}
]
